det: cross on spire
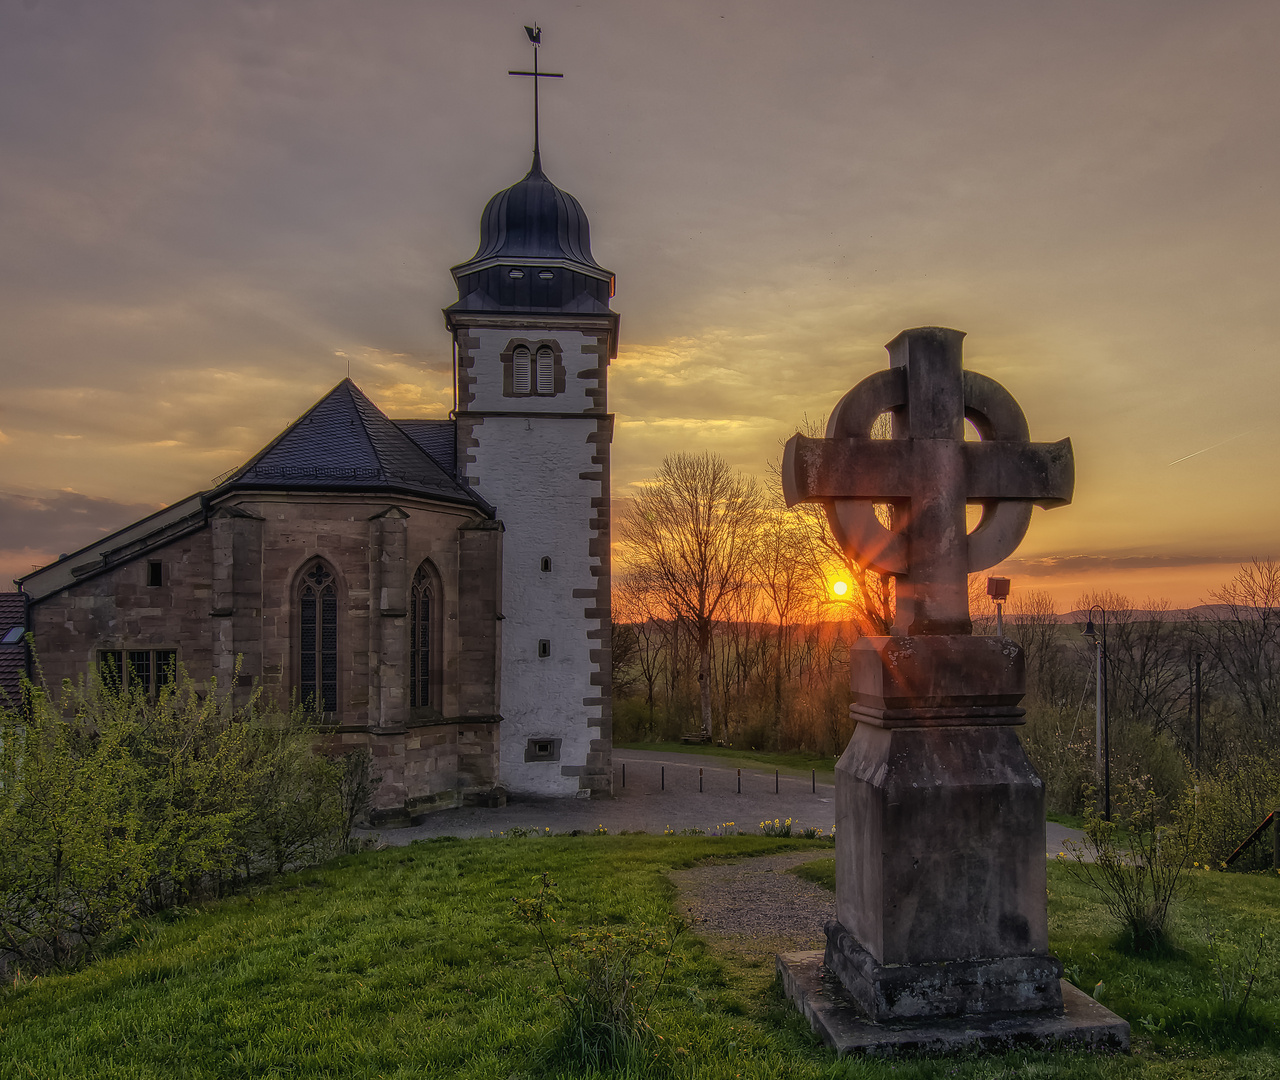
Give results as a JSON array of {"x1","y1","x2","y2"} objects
[{"x1": 508, "y1": 24, "x2": 563, "y2": 171}]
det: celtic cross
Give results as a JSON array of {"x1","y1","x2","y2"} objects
[{"x1": 782, "y1": 327, "x2": 1074, "y2": 636}]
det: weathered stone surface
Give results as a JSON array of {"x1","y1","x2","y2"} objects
[
  {"x1": 31, "y1": 492, "x2": 507, "y2": 822},
  {"x1": 778, "y1": 952, "x2": 1130, "y2": 1057},
  {"x1": 824, "y1": 920, "x2": 1061, "y2": 1019},
  {"x1": 834, "y1": 723, "x2": 1050, "y2": 969},
  {"x1": 849, "y1": 634, "x2": 1025, "y2": 725}
]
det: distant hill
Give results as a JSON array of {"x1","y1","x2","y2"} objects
[{"x1": 1057, "y1": 604, "x2": 1244, "y2": 623}]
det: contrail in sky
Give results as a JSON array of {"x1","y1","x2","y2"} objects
[{"x1": 1168, "y1": 428, "x2": 1254, "y2": 467}]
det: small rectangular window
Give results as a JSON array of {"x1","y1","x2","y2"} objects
[
  {"x1": 97, "y1": 648, "x2": 176, "y2": 696},
  {"x1": 524, "y1": 737, "x2": 562, "y2": 762},
  {"x1": 128, "y1": 650, "x2": 152, "y2": 696},
  {"x1": 147, "y1": 561, "x2": 163, "y2": 587},
  {"x1": 155, "y1": 649, "x2": 177, "y2": 691},
  {"x1": 1, "y1": 626, "x2": 22, "y2": 644},
  {"x1": 538, "y1": 639, "x2": 551, "y2": 658},
  {"x1": 540, "y1": 556, "x2": 551, "y2": 573},
  {"x1": 98, "y1": 650, "x2": 124, "y2": 693}
]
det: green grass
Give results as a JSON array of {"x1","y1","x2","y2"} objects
[
  {"x1": 616, "y1": 741, "x2": 837, "y2": 777},
  {"x1": 1047, "y1": 810, "x2": 1087, "y2": 830},
  {"x1": 2, "y1": 836, "x2": 1278, "y2": 1078}
]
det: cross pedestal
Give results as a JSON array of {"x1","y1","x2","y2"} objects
[
  {"x1": 828, "y1": 634, "x2": 1059, "y2": 1020},
  {"x1": 776, "y1": 328, "x2": 1128, "y2": 1054}
]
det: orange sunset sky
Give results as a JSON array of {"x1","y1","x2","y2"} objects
[{"x1": 1, "y1": 1, "x2": 1277, "y2": 610}]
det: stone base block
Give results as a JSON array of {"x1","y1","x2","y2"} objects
[
  {"x1": 778, "y1": 952, "x2": 1129, "y2": 1057},
  {"x1": 825, "y1": 920, "x2": 1062, "y2": 1019},
  {"x1": 461, "y1": 786, "x2": 508, "y2": 810}
]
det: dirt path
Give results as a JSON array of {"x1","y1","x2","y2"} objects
[{"x1": 669, "y1": 850, "x2": 835, "y2": 956}]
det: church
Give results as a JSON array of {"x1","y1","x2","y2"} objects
[{"x1": 16, "y1": 143, "x2": 618, "y2": 826}]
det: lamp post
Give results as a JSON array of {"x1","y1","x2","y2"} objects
[
  {"x1": 1187, "y1": 655, "x2": 1198, "y2": 772},
  {"x1": 987, "y1": 576, "x2": 1011, "y2": 636},
  {"x1": 1083, "y1": 605, "x2": 1110, "y2": 821}
]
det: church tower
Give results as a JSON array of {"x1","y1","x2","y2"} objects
[{"x1": 444, "y1": 137, "x2": 617, "y2": 798}]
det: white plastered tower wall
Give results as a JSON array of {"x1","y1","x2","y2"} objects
[
  {"x1": 448, "y1": 314, "x2": 616, "y2": 798},
  {"x1": 442, "y1": 149, "x2": 619, "y2": 798}
]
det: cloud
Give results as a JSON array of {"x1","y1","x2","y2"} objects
[
  {"x1": 0, "y1": 488, "x2": 160, "y2": 566},
  {"x1": 1001, "y1": 553, "x2": 1262, "y2": 578}
]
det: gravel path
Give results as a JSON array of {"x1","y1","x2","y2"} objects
[{"x1": 669, "y1": 850, "x2": 835, "y2": 953}]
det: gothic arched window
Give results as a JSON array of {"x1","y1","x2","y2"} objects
[
  {"x1": 298, "y1": 561, "x2": 338, "y2": 713},
  {"x1": 512, "y1": 345, "x2": 532, "y2": 395},
  {"x1": 410, "y1": 562, "x2": 437, "y2": 709}
]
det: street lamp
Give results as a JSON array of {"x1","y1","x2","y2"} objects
[
  {"x1": 986, "y1": 576, "x2": 1011, "y2": 636},
  {"x1": 1082, "y1": 605, "x2": 1111, "y2": 822}
]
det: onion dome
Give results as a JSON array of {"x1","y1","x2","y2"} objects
[{"x1": 449, "y1": 153, "x2": 615, "y2": 314}]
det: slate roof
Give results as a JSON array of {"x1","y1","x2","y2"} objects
[
  {"x1": 394, "y1": 419, "x2": 457, "y2": 475},
  {"x1": 455, "y1": 153, "x2": 606, "y2": 273},
  {"x1": 217, "y1": 380, "x2": 486, "y2": 510},
  {"x1": 0, "y1": 592, "x2": 27, "y2": 708},
  {"x1": 447, "y1": 153, "x2": 617, "y2": 316}
]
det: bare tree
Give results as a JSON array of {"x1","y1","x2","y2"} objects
[
  {"x1": 1189, "y1": 559, "x2": 1280, "y2": 740},
  {"x1": 612, "y1": 576, "x2": 665, "y2": 731},
  {"x1": 1008, "y1": 590, "x2": 1074, "y2": 708},
  {"x1": 754, "y1": 508, "x2": 823, "y2": 724},
  {"x1": 770, "y1": 417, "x2": 894, "y2": 636},
  {"x1": 617, "y1": 452, "x2": 767, "y2": 739},
  {"x1": 1076, "y1": 590, "x2": 1190, "y2": 740}
]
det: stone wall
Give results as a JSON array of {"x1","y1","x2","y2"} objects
[{"x1": 28, "y1": 491, "x2": 503, "y2": 821}]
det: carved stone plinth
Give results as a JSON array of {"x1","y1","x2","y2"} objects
[{"x1": 831, "y1": 635, "x2": 1060, "y2": 1019}]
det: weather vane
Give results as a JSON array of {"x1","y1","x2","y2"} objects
[{"x1": 508, "y1": 24, "x2": 563, "y2": 167}]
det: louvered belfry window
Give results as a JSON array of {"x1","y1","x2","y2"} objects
[
  {"x1": 299, "y1": 562, "x2": 338, "y2": 713},
  {"x1": 536, "y1": 346, "x2": 554, "y2": 395},
  {"x1": 512, "y1": 345, "x2": 532, "y2": 394},
  {"x1": 410, "y1": 564, "x2": 432, "y2": 709}
]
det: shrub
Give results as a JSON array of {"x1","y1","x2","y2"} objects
[
  {"x1": 512, "y1": 871, "x2": 683, "y2": 1069},
  {"x1": 1059, "y1": 782, "x2": 1194, "y2": 952},
  {"x1": 0, "y1": 660, "x2": 351, "y2": 975},
  {"x1": 1184, "y1": 751, "x2": 1280, "y2": 871}
]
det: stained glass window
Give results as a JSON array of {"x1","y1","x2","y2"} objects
[
  {"x1": 299, "y1": 562, "x2": 338, "y2": 713},
  {"x1": 410, "y1": 563, "x2": 433, "y2": 709}
]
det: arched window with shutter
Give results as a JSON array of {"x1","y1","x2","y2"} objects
[
  {"x1": 297, "y1": 560, "x2": 338, "y2": 714},
  {"x1": 536, "y1": 346, "x2": 554, "y2": 395},
  {"x1": 512, "y1": 345, "x2": 532, "y2": 394}
]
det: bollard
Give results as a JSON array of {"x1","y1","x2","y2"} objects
[
  {"x1": 775, "y1": 770, "x2": 779, "y2": 794},
  {"x1": 661, "y1": 765, "x2": 664, "y2": 791},
  {"x1": 737, "y1": 768, "x2": 741, "y2": 794},
  {"x1": 1275, "y1": 809, "x2": 1279, "y2": 871},
  {"x1": 812, "y1": 769, "x2": 815, "y2": 793},
  {"x1": 699, "y1": 767, "x2": 703, "y2": 793},
  {"x1": 622, "y1": 763, "x2": 625, "y2": 789}
]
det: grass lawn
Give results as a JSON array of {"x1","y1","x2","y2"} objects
[
  {"x1": 616, "y1": 741, "x2": 837, "y2": 777},
  {"x1": 1, "y1": 836, "x2": 1277, "y2": 1079}
]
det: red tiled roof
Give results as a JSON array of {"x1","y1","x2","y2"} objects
[{"x1": 0, "y1": 592, "x2": 26, "y2": 708}]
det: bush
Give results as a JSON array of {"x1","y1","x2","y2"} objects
[
  {"x1": 1019, "y1": 704, "x2": 1095, "y2": 815},
  {"x1": 0, "y1": 660, "x2": 354, "y2": 975},
  {"x1": 1059, "y1": 782, "x2": 1194, "y2": 952},
  {"x1": 512, "y1": 871, "x2": 683, "y2": 1069},
  {"x1": 1184, "y1": 751, "x2": 1280, "y2": 871}
]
